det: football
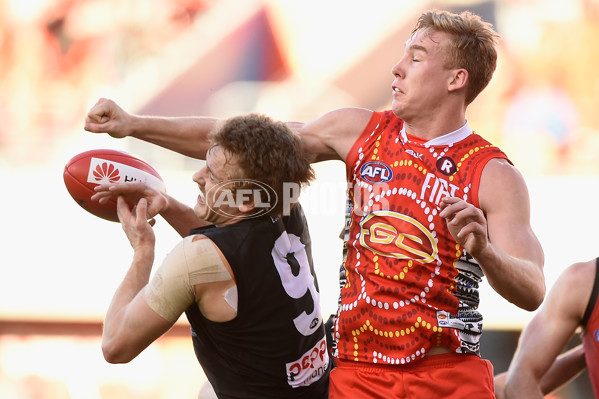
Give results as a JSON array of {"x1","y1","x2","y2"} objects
[{"x1": 63, "y1": 149, "x2": 166, "y2": 222}]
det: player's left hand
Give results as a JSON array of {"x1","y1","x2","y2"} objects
[
  {"x1": 439, "y1": 196, "x2": 488, "y2": 257},
  {"x1": 117, "y1": 196, "x2": 156, "y2": 251}
]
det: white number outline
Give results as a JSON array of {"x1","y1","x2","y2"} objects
[{"x1": 272, "y1": 231, "x2": 322, "y2": 336}]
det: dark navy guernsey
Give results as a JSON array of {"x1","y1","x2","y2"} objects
[{"x1": 187, "y1": 204, "x2": 330, "y2": 399}]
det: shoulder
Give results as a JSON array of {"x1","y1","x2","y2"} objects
[
  {"x1": 478, "y1": 158, "x2": 529, "y2": 212},
  {"x1": 559, "y1": 259, "x2": 596, "y2": 299},
  {"x1": 563, "y1": 258, "x2": 596, "y2": 283},
  {"x1": 480, "y1": 158, "x2": 523, "y2": 182},
  {"x1": 547, "y1": 259, "x2": 597, "y2": 321},
  {"x1": 297, "y1": 107, "x2": 375, "y2": 162},
  {"x1": 183, "y1": 234, "x2": 223, "y2": 263},
  {"x1": 183, "y1": 234, "x2": 233, "y2": 284},
  {"x1": 316, "y1": 107, "x2": 375, "y2": 126}
]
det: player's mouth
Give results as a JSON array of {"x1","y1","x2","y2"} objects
[{"x1": 197, "y1": 190, "x2": 206, "y2": 205}]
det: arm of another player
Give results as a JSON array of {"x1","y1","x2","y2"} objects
[
  {"x1": 85, "y1": 98, "x2": 218, "y2": 159},
  {"x1": 494, "y1": 344, "x2": 585, "y2": 399},
  {"x1": 102, "y1": 197, "x2": 174, "y2": 363},
  {"x1": 92, "y1": 181, "x2": 209, "y2": 237},
  {"x1": 85, "y1": 98, "x2": 372, "y2": 163},
  {"x1": 503, "y1": 261, "x2": 593, "y2": 398},
  {"x1": 441, "y1": 159, "x2": 545, "y2": 311}
]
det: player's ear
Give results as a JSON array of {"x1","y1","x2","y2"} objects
[
  {"x1": 238, "y1": 202, "x2": 255, "y2": 213},
  {"x1": 236, "y1": 186, "x2": 256, "y2": 213},
  {"x1": 448, "y1": 68, "x2": 467, "y2": 92}
]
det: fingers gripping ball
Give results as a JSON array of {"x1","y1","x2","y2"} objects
[{"x1": 63, "y1": 149, "x2": 165, "y2": 222}]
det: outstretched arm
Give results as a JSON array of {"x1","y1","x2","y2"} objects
[
  {"x1": 440, "y1": 159, "x2": 545, "y2": 311},
  {"x1": 85, "y1": 98, "x2": 217, "y2": 159},
  {"x1": 85, "y1": 98, "x2": 372, "y2": 162},
  {"x1": 102, "y1": 197, "x2": 174, "y2": 363},
  {"x1": 92, "y1": 181, "x2": 209, "y2": 237}
]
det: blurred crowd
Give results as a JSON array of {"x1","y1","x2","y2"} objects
[
  {"x1": 0, "y1": 0, "x2": 209, "y2": 166},
  {"x1": 478, "y1": 0, "x2": 599, "y2": 175},
  {"x1": 1, "y1": 0, "x2": 599, "y2": 176}
]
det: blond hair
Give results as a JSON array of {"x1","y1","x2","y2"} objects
[{"x1": 414, "y1": 9, "x2": 500, "y2": 104}]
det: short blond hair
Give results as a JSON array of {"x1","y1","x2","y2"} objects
[{"x1": 414, "y1": 9, "x2": 500, "y2": 105}]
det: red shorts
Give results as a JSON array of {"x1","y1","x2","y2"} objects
[{"x1": 329, "y1": 353, "x2": 495, "y2": 399}]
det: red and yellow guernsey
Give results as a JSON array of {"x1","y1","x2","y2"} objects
[{"x1": 335, "y1": 110, "x2": 509, "y2": 365}]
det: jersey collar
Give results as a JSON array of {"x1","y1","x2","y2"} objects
[{"x1": 400, "y1": 120, "x2": 473, "y2": 146}]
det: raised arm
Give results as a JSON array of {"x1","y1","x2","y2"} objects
[
  {"x1": 101, "y1": 197, "x2": 174, "y2": 363},
  {"x1": 290, "y1": 107, "x2": 374, "y2": 162},
  {"x1": 85, "y1": 98, "x2": 218, "y2": 159},
  {"x1": 85, "y1": 98, "x2": 372, "y2": 162},
  {"x1": 92, "y1": 181, "x2": 209, "y2": 237},
  {"x1": 503, "y1": 260, "x2": 594, "y2": 398}
]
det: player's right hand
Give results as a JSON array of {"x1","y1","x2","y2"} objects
[
  {"x1": 92, "y1": 181, "x2": 168, "y2": 220},
  {"x1": 84, "y1": 98, "x2": 133, "y2": 138}
]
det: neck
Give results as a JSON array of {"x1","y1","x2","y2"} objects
[
  {"x1": 402, "y1": 117, "x2": 467, "y2": 141},
  {"x1": 399, "y1": 100, "x2": 467, "y2": 140}
]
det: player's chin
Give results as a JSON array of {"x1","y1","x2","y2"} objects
[
  {"x1": 194, "y1": 204, "x2": 211, "y2": 221},
  {"x1": 390, "y1": 100, "x2": 403, "y2": 117}
]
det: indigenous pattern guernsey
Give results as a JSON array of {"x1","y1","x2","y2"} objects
[{"x1": 336, "y1": 110, "x2": 509, "y2": 365}]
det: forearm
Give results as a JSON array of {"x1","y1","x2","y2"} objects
[
  {"x1": 129, "y1": 115, "x2": 220, "y2": 159},
  {"x1": 161, "y1": 195, "x2": 209, "y2": 237},
  {"x1": 540, "y1": 345, "x2": 586, "y2": 393},
  {"x1": 504, "y1": 371, "x2": 544, "y2": 399},
  {"x1": 102, "y1": 247, "x2": 154, "y2": 355},
  {"x1": 477, "y1": 244, "x2": 545, "y2": 311}
]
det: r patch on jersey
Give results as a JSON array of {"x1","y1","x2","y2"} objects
[{"x1": 436, "y1": 156, "x2": 457, "y2": 176}]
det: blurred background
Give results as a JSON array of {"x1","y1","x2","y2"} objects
[{"x1": 1, "y1": 0, "x2": 598, "y2": 397}]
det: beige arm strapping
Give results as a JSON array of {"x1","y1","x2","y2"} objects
[{"x1": 143, "y1": 235, "x2": 233, "y2": 323}]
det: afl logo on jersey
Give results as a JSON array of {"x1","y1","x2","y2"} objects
[
  {"x1": 436, "y1": 156, "x2": 457, "y2": 176},
  {"x1": 360, "y1": 161, "x2": 393, "y2": 183},
  {"x1": 594, "y1": 329, "x2": 599, "y2": 342}
]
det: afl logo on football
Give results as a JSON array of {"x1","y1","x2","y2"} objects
[
  {"x1": 436, "y1": 156, "x2": 457, "y2": 176},
  {"x1": 360, "y1": 161, "x2": 393, "y2": 183}
]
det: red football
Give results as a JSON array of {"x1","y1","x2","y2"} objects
[{"x1": 63, "y1": 149, "x2": 166, "y2": 222}]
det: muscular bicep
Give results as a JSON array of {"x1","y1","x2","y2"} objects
[
  {"x1": 145, "y1": 235, "x2": 235, "y2": 323},
  {"x1": 102, "y1": 289, "x2": 174, "y2": 363},
  {"x1": 144, "y1": 238, "x2": 196, "y2": 323},
  {"x1": 291, "y1": 108, "x2": 373, "y2": 162},
  {"x1": 479, "y1": 159, "x2": 544, "y2": 266}
]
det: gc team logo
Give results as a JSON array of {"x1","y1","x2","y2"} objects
[{"x1": 205, "y1": 179, "x2": 278, "y2": 219}]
